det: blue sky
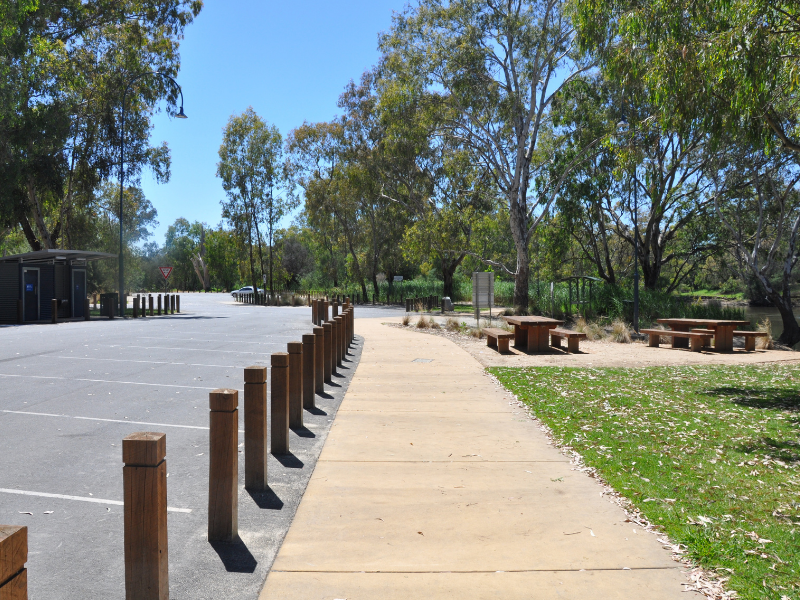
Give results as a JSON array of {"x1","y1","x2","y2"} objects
[{"x1": 140, "y1": 0, "x2": 405, "y2": 244}]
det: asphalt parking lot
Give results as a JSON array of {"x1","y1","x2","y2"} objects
[{"x1": 0, "y1": 294, "x2": 398, "y2": 599}]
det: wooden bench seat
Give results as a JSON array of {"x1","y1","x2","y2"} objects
[
  {"x1": 641, "y1": 328, "x2": 712, "y2": 352},
  {"x1": 484, "y1": 327, "x2": 514, "y2": 353},
  {"x1": 691, "y1": 328, "x2": 767, "y2": 351},
  {"x1": 549, "y1": 328, "x2": 587, "y2": 353}
]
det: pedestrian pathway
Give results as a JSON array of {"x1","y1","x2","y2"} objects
[{"x1": 260, "y1": 318, "x2": 694, "y2": 599}]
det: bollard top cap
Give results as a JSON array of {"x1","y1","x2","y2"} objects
[
  {"x1": 244, "y1": 365, "x2": 267, "y2": 383},
  {"x1": 334, "y1": 315, "x2": 343, "y2": 322},
  {"x1": 287, "y1": 341, "x2": 303, "y2": 353},
  {"x1": 322, "y1": 322, "x2": 332, "y2": 330},
  {"x1": 271, "y1": 352, "x2": 289, "y2": 367},
  {"x1": 302, "y1": 333, "x2": 315, "y2": 343},
  {"x1": 210, "y1": 388, "x2": 238, "y2": 411},
  {"x1": 123, "y1": 432, "x2": 166, "y2": 466},
  {"x1": 313, "y1": 326, "x2": 324, "y2": 335}
]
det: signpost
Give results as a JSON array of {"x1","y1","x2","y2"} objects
[
  {"x1": 159, "y1": 266, "x2": 173, "y2": 294},
  {"x1": 472, "y1": 272, "x2": 494, "y2": 324}
]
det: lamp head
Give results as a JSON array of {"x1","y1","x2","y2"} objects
[
  {"x1": 176, "y1": 106, "x2": 188, "y2": 119},
  {"x1": 617, "y1": 117, "x2": 628, "y2": 130}
]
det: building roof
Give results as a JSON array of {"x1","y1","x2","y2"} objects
[{"x1": 0, "y1": 249, "x2": 117, "y2": 264}]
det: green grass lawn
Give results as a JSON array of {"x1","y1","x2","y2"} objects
[{"x1": 490, "y1": 365, "x2": 800, "y2": 600}]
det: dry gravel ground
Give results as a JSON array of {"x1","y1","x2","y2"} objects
[{"x1": 387, "y1": 317, "x2": 800, "y2": 368}]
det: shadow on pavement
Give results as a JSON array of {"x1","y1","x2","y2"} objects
[
  {"x1": 274, "y1": 453, "x2": 304, "y2": 469},
  {"x1": 291, "y1": 426, "x2": 316, "y2": 438},
  {"x1": 209, "y1": 540, "x2": 258, "y2": 573},
  {"x1": 247, "y1": 487, "x2": 285, "y2": 510}
]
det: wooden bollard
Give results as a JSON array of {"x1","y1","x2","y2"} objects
[
  {"x1": 244, "y1": 366, "x2": 267, "y2": 491},
  {"x1": 288, "y1": 342, "x2": 303, "y2": 429},
  {"x1": 302, "y1": 334, "x2": 315, "y2": 410},
  {"x1": 157, "y1": 295, "x2": 162, "y2": 315},
  {"x1": 84, "y1": 298, "x2": 91, "y2": 321},
  {"x1": 330, "y1": 319, "x2": 339, "y2": 374},
  {"x1": 313, "y1": 326, "x2": 324, "y2": 394},
  {"x1": 51, "y1": 298, "x2": 57, "y2": 324},
  {"x1": 123, "y1": 432, "x2": 168, "y2": 599},
  {"x1": 322, "y1": 322, "x2": 333, "y2": 384},
  {"x1": 109, "y1": 298, "x2": 115, "y2": 320},
  {"x1": 271, "y1": 353, "x2": 290, "y2": 455},
  {"x1": 332, "y1": 300, "x2": 339, "y2": 319},
  {"x1": 170, "y1": 294, "x2": 175, "y2": 314},
  {"x1": 338, "y1": 315, "x2": 346, "y2": 360},
  {"x1": 176, "y1": 295, "x2": 180, "y2": 313},
  {"x1": 334, "y1": 316, "x2": 344, "y2": 368},
  {"x1": 148, "y1": 295, "x2": 153, "y2": 316},
  {"x1": 133, "y1": 297, "x2": 139, "y2": 318},
  {"x1": 164, "y1": 294, "x2": 170, "y2": 314},
  {"x1": 312, "y1": 299, "x2": 318, "y2": 325},
  {"x1": 322, "y1": 300, "x2": 329, "y2": 322},
  {"x1": 208, "y1": 389, "x2": 238, "y2": 542},
  {"x1": 0, "y1": 525, "x2": 27, "y2": 599}
]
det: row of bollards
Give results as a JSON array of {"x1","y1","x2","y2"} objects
[
  {"x1": 131, "y1": 294, "x2": 179, "y2": 319},
  {"x1": 118, "y1": 296, "x2": 355, "y2": 598}
]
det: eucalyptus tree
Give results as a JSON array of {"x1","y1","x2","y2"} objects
[
  {"x1": 0, "y1": 0, "x2": 201, "y2": 251},
  {"x1": 217, "y1": 107, "x2": 293, "y2": 299},
  {"x1": 381, "y1": 0, "x2": 596, "y2": 311},
  {"x1": 553, "y1": 75, "x2": 718, "y2": 291},
  {"x1": 711, "y1": 148, "x2": 800, "y2": 346},
  {"x1": 573, "y1": 0, "x2": 800, "y2": 156}
]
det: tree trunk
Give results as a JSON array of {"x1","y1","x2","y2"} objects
[
  {"x1": 771, "y1": 294, "x2": 800, "y2": 347},
  {"x1": 441, "y1": 252, "x2": 465, "y2": 298},
  {"x1": 508, "y1": 189, "x2": 531, "y2": 313}
]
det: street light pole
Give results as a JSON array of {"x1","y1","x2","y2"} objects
[
  {"x1": 118, "y1": 71, "x2": 187, "y2": 317},
  {"x1": 632, "y1": 114, "x2": 640, "y2": 333}
]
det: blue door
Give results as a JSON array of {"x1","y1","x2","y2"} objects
[{"x1": 23, "y1": 269, "x2": 39, "y2": 321}]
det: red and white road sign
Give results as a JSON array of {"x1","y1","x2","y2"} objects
[{"x1": 158, "y1": 266, "x2": 173, "y2": 280}]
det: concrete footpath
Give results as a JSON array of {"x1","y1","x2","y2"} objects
[{"x1": 260, "y1": 318, "x2": 694, "y2": 599}]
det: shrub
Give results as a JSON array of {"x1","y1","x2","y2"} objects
[
  {"x1": 611, "y1": 319, "x2": 632, "y2": 343},
  {"x1": 415, "y1": 316, "x2": 430, "y2": 329},
  {"x1": 445, "y1": 317, "x2": 460, "y2": 332},
  {"x1": 469, "y1": 326, "x2": 484, "y2": 338},
  {"x1": 401, "y1": 314, "x2": 410, "y2": 326},
  {"x1": 429, "y1": 319, "x2": 441, "y2": 330},
  {"x1": 756, "y1": 318, "x2": 774, "y2": 349}
]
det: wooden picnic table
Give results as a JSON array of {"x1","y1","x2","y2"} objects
[
  {"x1": 656, "y1": 318, "x2": 751, "y2": 353},
  {"x1": 502, "y1": 315, "x2": 564, "y2": 353}
]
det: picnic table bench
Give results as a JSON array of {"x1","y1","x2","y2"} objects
[
  {"x1": 484, "y1": 327, "x2": 514, "y2": 353},
  {"x1": 656, "y1": 318, "x2": 751, "y2": 353},
  {"x1": 641, "y1": 328, "x2": 713, "y2": 352},
  {"x1": 549, "y1": 328, "x2": 587, "y2": 353},
  {"x1": 502, "y1": 315, "x2": 563, "y2": 353},
  {"x1": 691, "y1": 328, "x2": 768, "y2": 352}
]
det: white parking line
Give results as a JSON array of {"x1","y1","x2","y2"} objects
[
  {"x1": 56, "y1": 356, "x2": 254, "y2": 369},
  {"x1": 0, "y1": 373, "x2": 219, "y2": 390},
  {"x1": 0, "y1": 488, "x2": 191, "y2": 513},
  {"x1": 107, "y1": 345, "x2": 268, "y2": 355},
  {"x1": 1, "y1": 410, "x2": 245, "y2": 433},
  {"x1": 135, "y1": 336, "x2": 275, "y2": 346}
]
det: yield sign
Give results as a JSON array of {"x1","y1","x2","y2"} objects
[{"x1": 158, "y1": 266, "x2": 173, "y2": 280}]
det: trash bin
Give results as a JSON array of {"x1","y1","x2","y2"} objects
[
  {"x1": 441, "y1": 297, "x2": 453, "y2": 312},
  {"x1": 100, "y1": 293, "x2": 118, "y2": 317}
]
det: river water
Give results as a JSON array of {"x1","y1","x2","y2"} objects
[{"x1": 741, "y1": 306, "x2": 800, "y2": 348}]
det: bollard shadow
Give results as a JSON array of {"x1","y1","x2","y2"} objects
[
  {"x1": 291, "y1": 425, "x2": 316, "y2": 438},
  {"x1": 274, "y1": 452, "x2": 304, "y2": 469},
  {"x1": 246, "y1": 487, "x2": 285, "y2": 510},
  {"x1": 306, "y1": 406, "x2": 328, "y2": 416},
  {"x1": 209, "y1": 540, "x2": 257, "y2": 573},
  {"x1": 327, "y1": 380, "x2": 343, "y2": 387}
]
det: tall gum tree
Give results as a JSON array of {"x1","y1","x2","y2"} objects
[{"x1": 381, "y1": 0, "x2": 594, "y2": 310}]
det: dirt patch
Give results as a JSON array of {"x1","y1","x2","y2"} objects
[{"x1": 385, "y1": 319, "x2": 799, "y2": 368}]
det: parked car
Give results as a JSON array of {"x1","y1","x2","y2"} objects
[{"x1": 231, "y1": 286, "x2": 264, "y2": 298}]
